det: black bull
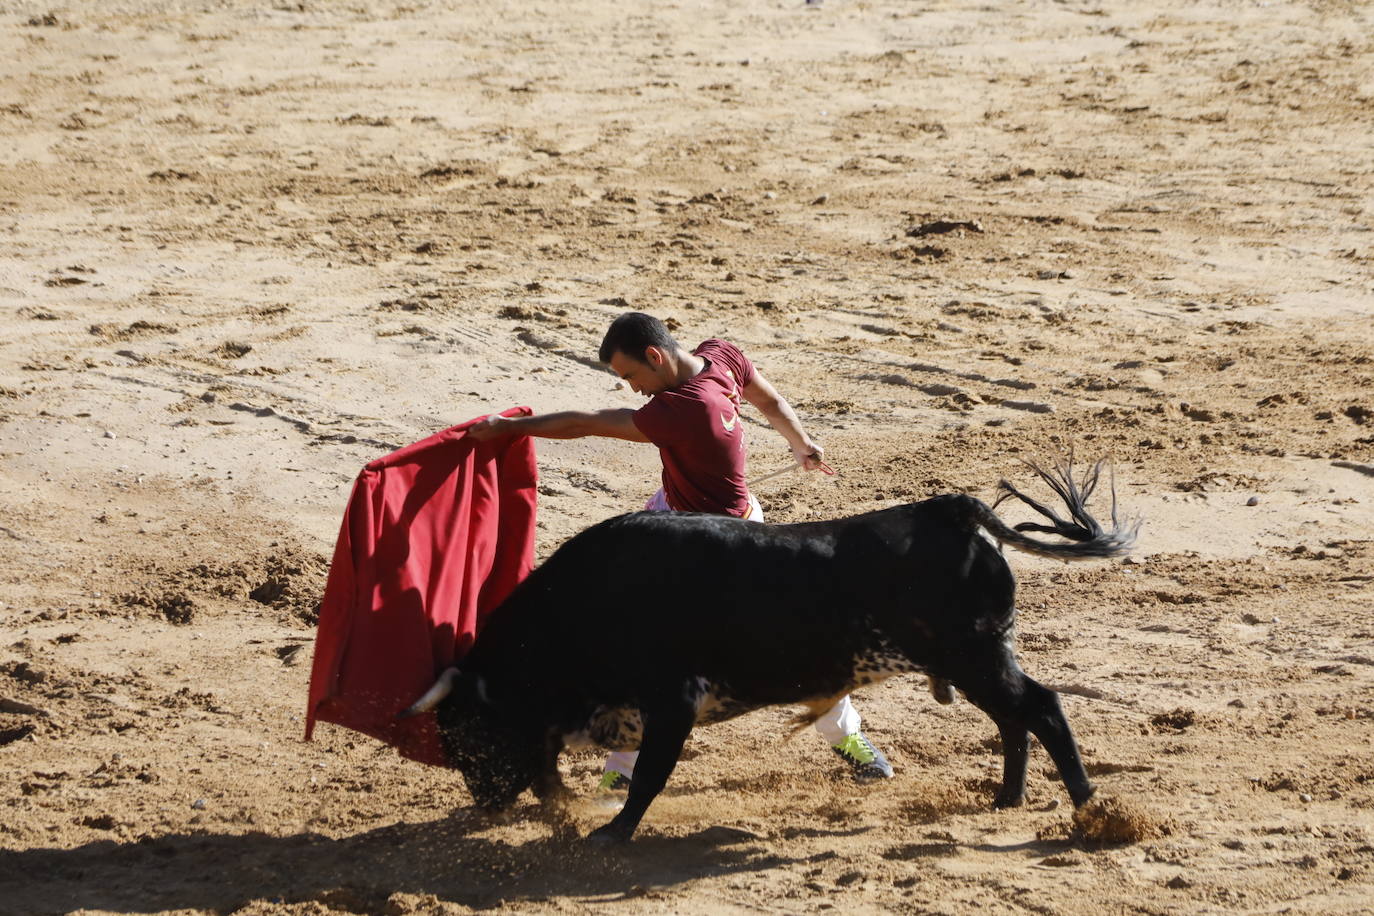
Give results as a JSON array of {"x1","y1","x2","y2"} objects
[{"x1": 402, "y1": 462, "x2": 1137, "y2": 842}]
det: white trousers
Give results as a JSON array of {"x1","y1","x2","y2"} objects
[{"x1": 604, "y1": 489, "x2": 863, "y2": 778}]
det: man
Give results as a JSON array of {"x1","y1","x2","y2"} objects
[{"x1": 470, "y1": 312, "x2": 892, "y2": 788}]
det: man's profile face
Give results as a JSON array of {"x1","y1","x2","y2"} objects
[{"x1": 609, "y1": 348, "x2": 671, "y2": 396}]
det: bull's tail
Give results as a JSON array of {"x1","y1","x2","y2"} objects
[{"x1": 975, "y1": 453, "x2": 1139, "y2": 560}]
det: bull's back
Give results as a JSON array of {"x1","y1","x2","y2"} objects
[
  {"x1": 466, "y1": 512, "x2": 852, "y2": 697},
  {"x1": 465, "y1": 500, "x2": 1016, "y2": 710}
]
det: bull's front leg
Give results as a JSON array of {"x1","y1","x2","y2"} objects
[
  {"x1": 532, "y1": 729, "x2": 572, "y2": 807},
  {"x1": 588, "y1": 683, "x2": 697, "y2": 844},
  {"x1": 532, "y1": 728, "x2": 578, "y2": 837}
]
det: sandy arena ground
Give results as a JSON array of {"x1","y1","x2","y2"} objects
[{"x1": 2, "y1": 1, "x2": 1373, "y2": 913}]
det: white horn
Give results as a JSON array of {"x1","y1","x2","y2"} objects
[{"x1": 397, "y1": 667, "x2": 460, "y2": 719}]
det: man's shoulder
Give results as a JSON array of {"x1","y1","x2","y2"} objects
[
  {"x1": 694, "y1": 337, "x2": 741, "y2": 358},
  {"x1": 694, "y1": 338, "x2": 753, "y2": 380}
]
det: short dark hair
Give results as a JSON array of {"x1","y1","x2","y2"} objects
[{"x1": 598, "y1": 312, "x2": 679, "y2": 364}]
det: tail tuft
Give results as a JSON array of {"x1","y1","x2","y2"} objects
[{"x1": 982, "y1": 450, "x2": 1139, "y2": 559}]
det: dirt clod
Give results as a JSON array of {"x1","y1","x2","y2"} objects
[{"x1": 1072, "y1": 796, "x2": 1171, "y2": 845}]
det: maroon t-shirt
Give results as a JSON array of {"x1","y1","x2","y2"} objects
[{"x1": 632, "y1": 339, "x2": 755, "y2": 516}]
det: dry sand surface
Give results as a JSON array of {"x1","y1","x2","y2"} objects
[{"x1": 2, "y1": 0, "x2": 1373, "y2": 912}]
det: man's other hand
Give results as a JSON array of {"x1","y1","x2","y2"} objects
[{"x1": 793, "y1": 443, "x2": 827, "y2": 472}]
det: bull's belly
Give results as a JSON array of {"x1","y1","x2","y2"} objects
[{"x1": 562, "y1": 643, "x2": 923, "y2": 752}]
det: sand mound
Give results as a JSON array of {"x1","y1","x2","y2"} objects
[
  {"x1": 116, "y1": 544, "x2": 328, "y2": 626},
  {"x1": 1071, "y1": 796, "x2": 1172, "y2": 846}
]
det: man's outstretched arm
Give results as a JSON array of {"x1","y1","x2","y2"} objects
[
  {"x1": 740, "y1": 372, "x2": 826, "y2": 470},
  {"x1": 467, "y1": 408, "x2": 649, "y2": 443}
]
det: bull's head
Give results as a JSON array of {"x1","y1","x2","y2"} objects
[{"x1": 400, "y1": 668, "x2": 539, "y2": 809}]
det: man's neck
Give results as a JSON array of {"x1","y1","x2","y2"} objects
[{"x1": 668, "y1": 349, "x2": 706, "y2": 388}]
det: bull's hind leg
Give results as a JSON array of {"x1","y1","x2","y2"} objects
[
  {"x1": 949, "y1": 639, "x2": 1095, "y2": 808},
  {"x1": 990, "y1": 717, "x2": 1031, "y2": 808}
]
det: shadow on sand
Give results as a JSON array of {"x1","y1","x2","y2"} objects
[{"x1": 0, "y1": 807, "x2": 824, "y2": 915}]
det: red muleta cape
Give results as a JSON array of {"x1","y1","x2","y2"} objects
[{"x1": 304, "y1": 408, "x2": 537, "y2": 767}]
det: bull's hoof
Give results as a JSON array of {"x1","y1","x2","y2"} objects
[
  {"x1": 991, "y1": 792, "x2": 1025, "y2": 810},
  {"x1": 586, "y1": 822, "x2": 633, "y2": 845},
  {"x1": 1069, "y1": 782, "x2": 1098, "y2": 808}
]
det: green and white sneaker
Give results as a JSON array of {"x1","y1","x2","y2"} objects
[
  {"x1": 832, "y1": 732, "x2": 894, "y2": 782},
  {"x1": 597, "y1": 770, "x2": 631, "y2": 794}
]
